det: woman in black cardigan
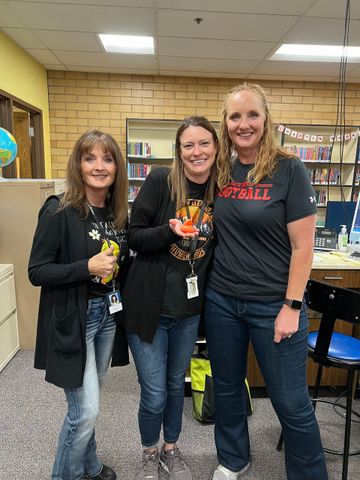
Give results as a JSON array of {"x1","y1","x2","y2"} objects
[
  {"x1": 122, "y1": 116, "x2": 218, "y2": 480},
  {"x1": 29, "y1": 130, "x2": 129, "y2": 480}
]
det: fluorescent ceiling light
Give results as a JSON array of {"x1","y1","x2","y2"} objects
[
  {"x1": 98, "y1": 34, "x2": 154, "y2": 54},
  {"x1": 271, "y1": 44, "x2": 360, "y2": 62}
]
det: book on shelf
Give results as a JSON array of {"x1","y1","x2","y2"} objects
[
  {"x1": 127, "y1": 141, "x2": 151, "y2": 157},
  {"x1": 127, "y1": 163, "x2": 158, "y2": 179}
]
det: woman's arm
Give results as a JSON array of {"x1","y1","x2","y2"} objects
[
  {"x1": 127, "y1": 169, "x2": 179, "y2": 253},
  {"x1": 273, "y1": 214, "x2": 316, "y2": 343},
  {"x1": 28, "y1": 198, "x2": 90, "y2": 287}
]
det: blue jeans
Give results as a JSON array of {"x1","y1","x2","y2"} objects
[
  {"x1": 52, "y1": 297, "x2": 116, "y2": 480},
  {"x1": 204, "y1": 287, "x2": 328, "y2": 480},
  {"x1": 127, "y1": 314, "x2": 200, "y2": 447}
]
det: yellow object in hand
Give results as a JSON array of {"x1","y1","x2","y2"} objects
[{"x1": 101, "y1": 239, "x2": 119, "y2": 284}]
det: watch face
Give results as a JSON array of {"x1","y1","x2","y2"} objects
[{"x1": 285, "y1": 298, "x2": 302, "y2": 310}]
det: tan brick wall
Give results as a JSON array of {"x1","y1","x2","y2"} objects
[{"x1": 48, "y1": 71, "x2": 360, "y2": 178}]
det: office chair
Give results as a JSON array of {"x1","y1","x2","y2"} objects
[{"x1": 276, "y1": 279, "x2": 360, "y2": 480}]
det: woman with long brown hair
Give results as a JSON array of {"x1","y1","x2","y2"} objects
[{"x1": 29, "y1": 130, "x2": 130, "y2": 480}]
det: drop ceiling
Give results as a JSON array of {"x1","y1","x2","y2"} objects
[{"x1": 1, "y1": 0, "x2": 360, "y2": 82}]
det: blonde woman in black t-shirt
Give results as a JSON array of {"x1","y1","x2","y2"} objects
[{"x1": 205, "y1": 84, "x2": 328, "y2": 480}]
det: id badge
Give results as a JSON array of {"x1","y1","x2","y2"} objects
[
  {"x1": 106, "y1": 290, "x2": 123, "y2": 314},
  {"x1": 186, "y1": 274, "x2": 199, "y2": 299}
]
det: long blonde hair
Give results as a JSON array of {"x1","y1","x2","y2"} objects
[
  {"x1": 60, "y1": 130, "x2": 128, "y2": 230},
  {"x1": 218, "y1": 83, "x2": 291, "y2": 189},
  {"x1": 169, "y1": 116, "x2": 219, "y2": 210}
]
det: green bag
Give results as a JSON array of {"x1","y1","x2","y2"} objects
[{"x1": 190, "y1": 351, "x2": 253, "y2": 424}]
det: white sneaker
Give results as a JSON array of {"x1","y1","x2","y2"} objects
[{"x1": 212, "y1": 463, "x2": 250, "y2": 480}]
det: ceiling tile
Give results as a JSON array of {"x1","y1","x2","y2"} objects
[
  {"x1": 283, "y1": 17, "x2": 360, "y2": 44},
  {"x1": 7, "y1": 2, "x2": 154, "y2": 34},
  {"x1": 306, "y1": 0, "x2": 360, "y2": 20},
  {"x1": 159, "y1": 56, "x2": 259, "y2": 74},
  {"x1": 158, "y1": 37, "x2": 273, "y2": 60},
  {"x1": 2, "y1": 27, "x2": 45, "y2": 48},
  {"x1": 157, "y1": 0, "x2": 313, "y2": 15},
  {"x1": 0, "y1": 0, "x2": 26, "y2": 27},
  {"x1": 34, "y1": 30, "x2": 102, "y2": 51},
  {"x1": 68, "y1": 65, "x2": 158, "y2": 75},
  {"x1": 158, "y1": 10, "x2": 298, "y2": 41},
  {"x1": 17, "y1": 0, "x2": 153, "y2": 5},
  {"x1": 253, "y1": 60, "x2": 342, "y2": 76},
  {"x1": 54, "y1": 50, "x2": 157, "y2": 69},
  {"x1": 25, "y1": 48, "x2": 63, "y2": 64}
]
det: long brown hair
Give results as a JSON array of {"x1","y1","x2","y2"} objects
[
  {"x1": 169, "y1": 116, "x2": 219, "y2": 210},
  {"x1": 60, "y1": 130, "x2": 128, "y2": 230},
  {"x1": 218, "y1": 83, "x2": 291, "y2": 190}
]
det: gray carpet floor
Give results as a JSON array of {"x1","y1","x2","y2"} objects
[{"x1": 0, "y1": 351, "x2": 359, "y2": 480}]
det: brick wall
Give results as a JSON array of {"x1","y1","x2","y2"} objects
[{"x1": 48, "y1": 71, "x2": 360, "y2": 178}]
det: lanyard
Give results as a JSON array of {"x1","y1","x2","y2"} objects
[
  {"x1": 186, "y1": 196, "x2": 208, "y2": 277},
  {"x1": 88, "y1": 204, "x2": 120, "y2": 291}
]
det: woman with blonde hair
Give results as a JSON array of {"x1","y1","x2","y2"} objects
[
  {"x1": 205, "y1": 84, "x2": 328, "y2": 480},
  {"x1": 29, "y1": 130, "x2": 130, "y2": 480}
]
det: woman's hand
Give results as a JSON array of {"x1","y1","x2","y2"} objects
[
  {"x1": 273, "y1": 305, "x2": 300, "y2": 343},
  {"x1": 168, "y1": 218, "x2": 199, "y2": 239},
  {"x1": 88, "y1": 244, "x2": 117, "y2": 277}
]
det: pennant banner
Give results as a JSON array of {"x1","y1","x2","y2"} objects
[{"x1": 277, "y1": 124, "x2": 360, "y2": 143}]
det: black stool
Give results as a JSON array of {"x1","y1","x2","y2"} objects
[{"x1": 276, "y1": 279, "x2": 360, "y2": 480}]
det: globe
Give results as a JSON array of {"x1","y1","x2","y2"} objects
[{"x1": 0, "y1": 127, "x2": 18, "y2": 168}]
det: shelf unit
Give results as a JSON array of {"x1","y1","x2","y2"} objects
[
  {"x1": 277, "y1": 124, "x2": 360, "y2": 226},
  {"x1": 126, "y1": 118, "x2": 179, "y2": 202},
  {"x1": 126, "y1": 118, "x2": 220, "y2": 202}
]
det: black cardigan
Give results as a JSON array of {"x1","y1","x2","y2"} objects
[
  {"x1": 121, "y1": 167, "x2": 179, "y2": 343},
  {"x1": 28, "y1": 195, "x2": 129, "y2": 389}
]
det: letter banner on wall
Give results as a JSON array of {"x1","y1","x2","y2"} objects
[{"x1": 277, "y1": 124, "x2": 360, "y2": 143}]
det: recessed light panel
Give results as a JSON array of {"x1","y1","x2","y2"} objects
[{"x1": 98, "y1": 34, "x2": 154, "y2": 55}]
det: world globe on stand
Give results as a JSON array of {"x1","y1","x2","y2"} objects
[{"x1": 0, "y1": 127, "x2": 18, "y2": 168}]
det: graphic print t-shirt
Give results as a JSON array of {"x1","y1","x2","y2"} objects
[
  {"x1": 86, "y1": 206, "x2": 127, "y2": 298},
  {"x1": 208, "y1": 157, "x2": 317, "y2": 300},
  {"x1": 161, "y1": 180, "x2": 214, "y2": 317}
]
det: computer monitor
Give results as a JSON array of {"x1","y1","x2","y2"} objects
[
  {"x1": 349, "y1": 196, "x2": 360, "y2": 244},
  {"x1": 325, "y1": 201, "x2": 356, "y2": 236}
]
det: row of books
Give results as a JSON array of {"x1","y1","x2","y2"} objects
[
  {"x1": 127, "y1": 141, "x2": 151, "y2": 157},
  {"x1": 306, "y1": 167, "x2": 341, "y2": 185},
  {"x1": 127, "y1": 163, "x2": 157, "y2": 178},
  {"x1": 286, "y1": 145, "x2": 332, "y2": 161},
  {"x1": 313, "y1": 189, "x2": 327, "y2": 206}
]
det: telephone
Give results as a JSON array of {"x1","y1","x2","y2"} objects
[{"x1": 314, "y1": 228, "x2": 337, "y2": 251}]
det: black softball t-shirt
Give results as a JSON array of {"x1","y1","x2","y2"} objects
[{"x1": 208, "y1": 156, "x2": 317, "y2": 301}]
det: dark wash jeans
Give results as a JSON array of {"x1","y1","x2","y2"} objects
[
  {"x1": 204, "y1": 286, "x2": 328, "y2": 480},
  {"x1": 127, "y1": 314, "x2": 200, "y2": 447}
]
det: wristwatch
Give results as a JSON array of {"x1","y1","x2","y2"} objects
[{"x1": 283, "y1": 298, "x2": 303, "y2": 310}]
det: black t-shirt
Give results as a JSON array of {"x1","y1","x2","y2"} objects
[
  {"x1": 161, "y1": 179, "x2": 215, "y2": 317},
  {"x1": 208, "y1": 156, "x2": 317, "y2": 300},
  {"x1": 86, "y1": 206, "x2": 128, "y2": 298}
]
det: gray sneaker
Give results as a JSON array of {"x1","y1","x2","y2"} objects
[
  {"x1": 159, "y1": 446, "x2": 192, "y2": 480},
  {"x1": 138, "y1": 450, "x2": 159, "y2": 480},
  {"x1": 212, "y1": 462, "x2": 250, "y2": 480}
]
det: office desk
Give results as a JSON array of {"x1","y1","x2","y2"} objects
[{"x1": 247, "y1": 252, "x2": 360, "y2": 387}]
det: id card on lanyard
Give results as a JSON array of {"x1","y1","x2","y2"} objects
[
  {"x1": 89, "y1": 205, "x2": 123, "y2": 314},
  {"x1": 185, "y1": 197, "x2": 207, "y2": 300}
]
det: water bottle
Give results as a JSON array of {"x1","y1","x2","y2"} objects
[{"x1": 338, "y1": 225, "x2": 348, "y2": 252}]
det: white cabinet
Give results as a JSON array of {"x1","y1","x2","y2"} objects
[{"x1": 0, "y1": 264, "x2": 19, "y2": 371}]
